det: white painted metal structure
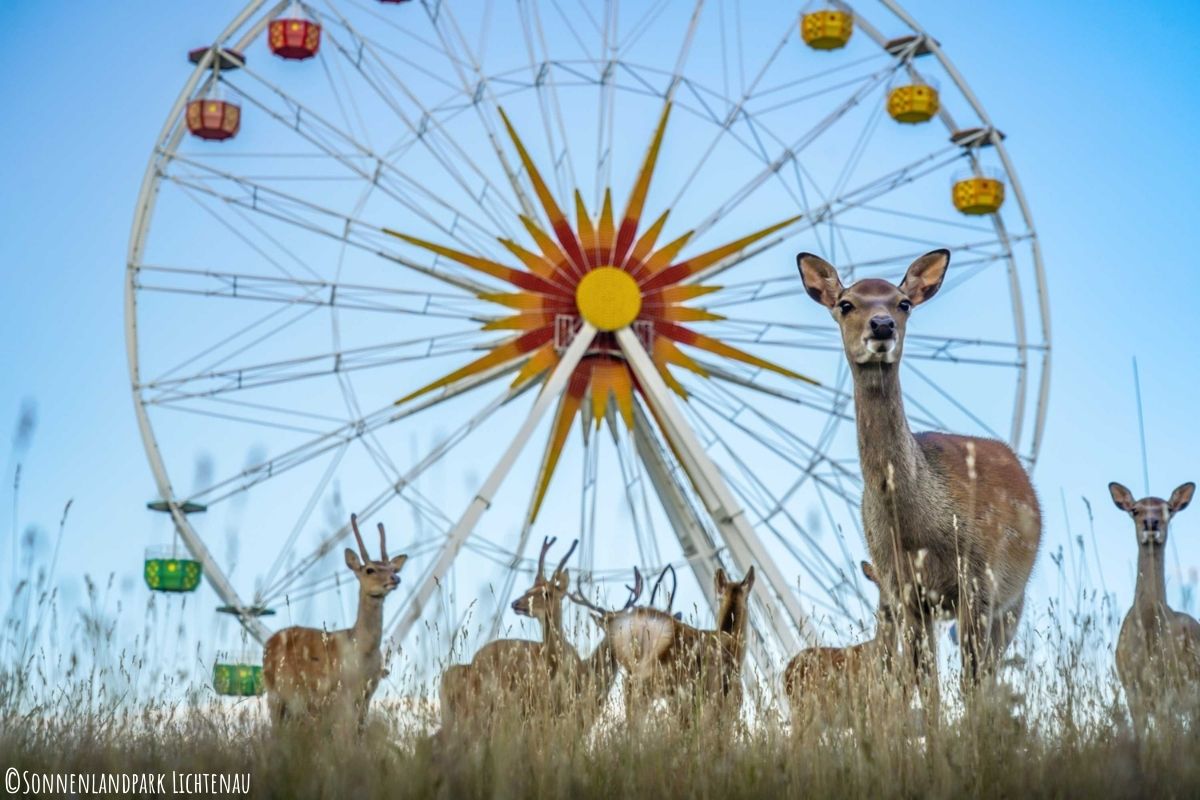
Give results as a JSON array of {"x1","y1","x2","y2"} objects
[{"x1": 126, "y1": 0, "x2": 1049, "y2": 673}]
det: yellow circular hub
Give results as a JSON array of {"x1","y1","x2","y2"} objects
[{"x1": 575, "y1": 267, "x2": 642, "y2": 331}]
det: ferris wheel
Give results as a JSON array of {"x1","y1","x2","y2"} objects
[{"x1": 127, "y1": 0, "x2": 1049, "y2": 674}]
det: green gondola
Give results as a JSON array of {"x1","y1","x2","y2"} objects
[
  {"x1": 143, "y1": 547, "x2": 202, "y2": 593},
  {"x1": 213, "y1": 663, "x2": 264, "y2": 696}
]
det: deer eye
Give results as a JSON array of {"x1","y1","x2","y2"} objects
[
  {"x1": 838, "y1": 300, "x2": 854, "y2": 315},
  {"x1": 365, "y1": 567, "x2": 376, "y2": 575},
  {"x1": 898, "y1": 299, "x2": 912, "y2": 313}
]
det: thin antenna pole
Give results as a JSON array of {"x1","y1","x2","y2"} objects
[{"x1": 1133, "y1": 357, "x2": 1150, "y2": 496}]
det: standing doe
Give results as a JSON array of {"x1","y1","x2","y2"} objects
[
  {"x1": 1108, "y1": 481, "x2": 1200, "y2": 728},
  {"x1": 263, "y1": 514, "x2": 408, "y2": 732},
  {"x1": 797, "y1": 250, "x2": 1042, "y2": 705}
]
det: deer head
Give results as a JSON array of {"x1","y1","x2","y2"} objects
[
  {"x1": 714, "y1": 567, "x2": 755, "y2": 638},
  {"x1": 1109, "y1": 481, "x2": 1195, "y2": 547},
  {"x1": 511, "y1": 537, "x2": 579, "y2": 620},
  {"x1": 796, "y1": 249, "x2": 950, "y2": 366},
  {"x1": 344, "y1": 513, "x2": 408, "y2": 598}
]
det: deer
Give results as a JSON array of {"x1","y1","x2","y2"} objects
[
  {"x1": 570, "y1": 566, "x2": 755, "y2": 726},
  {"x1": 784, "y1": 561, "x2": 906, "y2": 729},
  {"x1": 262, "y1": 514, "x2": 408, "y2": 732},
  {"x1": 1108, "y1": 481, "x2": 1200, "y2": 729},
  {"x1": 797, "y1": 249, "x2": 1042, "y2": 709},
  {"x1": 437, "y1": 537, "x2": 620, "y2": 737}
]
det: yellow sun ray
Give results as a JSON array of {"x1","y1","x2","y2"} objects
[
  {"x1": 574, "y1": 191, "x2": 597, "y2": 257},
  {"x1": 396, "y1": 329, "x2": 553, "y2": 405},
  {"x1": 597, "y1": 189, "x2": 615, "y2": 265},
  {"x1": 626, "y1": 210, "x2": 671, "y2": 267},
  {"x1": 385, "y1": 229, "x2": 566, "y2": 296},
  {"x1": 528, "y1": 371, "x2": 589, "y2": 523},
  {"x1": 482, "y1": 312, "x2": 553, "y2": 331},
  {"x1": 511, "y1": 344, "x2": 558, "y2": 389},
  {"x1": 616, "y1": 103, "x2": 672, "y2": 263},
  {"x1": 497, "y1": 107, "x2": 587, "y2": 272},
  {"x1": 642, "y1": 213, "x2": 803, "y2": 290},
  {"x1": 497, "y1": 238, "x2": 558, "y2": 281},
  {"x1": 636, "y1": 231, "x2": 694, "y2": 277}
]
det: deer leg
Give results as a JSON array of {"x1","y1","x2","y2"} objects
[
  {"x1": 904, "y1": 611, "x2": 940, "y2": 722},
  {"x1": 268, "y1": 694, "x2": 287, "y2": 730}
]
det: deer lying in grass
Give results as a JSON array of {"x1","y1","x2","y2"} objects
[
  {"x1": 263, "y1": 514, "x2": 408, "y2": 732},
  {"x1": 438, "y1": 538, "x2": 620, "y2": 736},
  {"x1": 784, "y1": 562, "x2": 905, "y2": 728},
  {"x1": 571, "y1": 566, "x2": 755, "y2": 725},
  {"x1": 1109, "y1": 481, "x2": 1200, "y2": 729},
  {"x1": 798, "y1": 250, "x2": 1042, "y2": 706}
]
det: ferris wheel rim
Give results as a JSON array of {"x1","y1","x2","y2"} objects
[{"x1": 125, "y1": 0, "x2": 1051, "y2": 649}]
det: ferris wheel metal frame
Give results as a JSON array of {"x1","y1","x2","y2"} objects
[{"x1": 125, "y1": 0, "x2": 1051, "y2": 668}]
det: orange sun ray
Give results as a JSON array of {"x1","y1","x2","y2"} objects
[
  {"x1": 528, "y1": 368, "x2": 589, "y2": 523},
  {"x1": 615, "y1": 103, "x2": 672, "y2": 265},
  {"x1": 597, "y1": 189, "x2": 615, "y2": 266},
  {"x1": 574, "y1": 191, "x2": 598, "y2": 265},
  {"x1": 626, "y1": 210, "x2": 670, "y2": 268},
  {"x1": 588, "y1": 358, "x2": 635, "y2": 429},
  {"x1": 386, "y1": 230, "x2": 569, "y2": 297},
  {"x1": 396, "y1": 328, "x2": 554, "y2": 405},
  {"x1": 633, "y1": 230, "x2": 694, "y2": 279},
  {"x1": 641, "y1": 213, "x2": 803, "y2": 291},
  {"x1": 655, "y1": 321, "x2": 818, "y2": 385},
  {"x1": 512, "y1": 344, "x2": 558, "y2": 389},
  {"x1": 497, "y1": 107, "x2": 588, "y2": 275}
]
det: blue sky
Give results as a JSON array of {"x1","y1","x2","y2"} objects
[{"x1": 2, "y1": 1, "x2": 1200, "y2": 676}]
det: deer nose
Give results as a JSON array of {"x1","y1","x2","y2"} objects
[
  {"x1": 1147, "y1": 518, "x2": 1160, "y2": 531},
  {"x1": 869, "y1": 315, "x2": 895, "y2": 340}
]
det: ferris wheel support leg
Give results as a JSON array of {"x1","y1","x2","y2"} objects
[
  {"x1": 387, "y1": 322, "x2": 599, "y2": 650},
  {"x1": 629, "y1": 402, "x2": 773, "y2": 676},
  {"x1": 616, "y1": 328, "x2": 815, "y2": 654}
]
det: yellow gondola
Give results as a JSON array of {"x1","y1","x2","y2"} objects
[{"x1": 800, "y1": 9, "x2": 853, "y2": 50}]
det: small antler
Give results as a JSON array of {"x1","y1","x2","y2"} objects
[
  {"x1": 536, "y1": 536, "x2": 557, "y2": 579},
  {"x1": 377, "y1": 521, "x2": 388, "y2": 561},
  {"x1": 553, "y1": 539, "x2": 580, "y2": 576},
  {"x1": 568, "y1": 566, "x2": 643, "y2": 617},
  {"x1": 649, "y1": 564, "x2": 677, "y2": 611},
  {"x1": 349, "y1": 513, "x2": 369, "y2": 561}
]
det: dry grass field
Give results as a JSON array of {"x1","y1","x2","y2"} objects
[{"x1": 3, "y1": 549, "x2": 1200, "y2": 800}]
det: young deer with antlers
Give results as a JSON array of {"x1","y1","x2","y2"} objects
[
  {"x1": 785, "y1": 562, "x2": 905, "y2": 728},
  {"x1": 572, "y1": 567, "x2": 755, "y2": 725},
  {"x1": 438, "y1": 537, "x2": 619, "y2": 736},
  {"x1": 798, "y1": 250, "x2": 1042, "y2": 704},
  {"x1": 263, "y1": 514, "x2": 408, "y2": 731},
  {"x1": 1108, "y1": 481, "x2": 1200, "y2": 728}
]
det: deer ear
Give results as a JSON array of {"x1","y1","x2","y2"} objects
[
  {"x1": 1108, "y1": 482, "x2": 1136, "y2": 512},
  {"x1": 714, "y1": 568, "x2": 728, "y2": 593},
  {"x1": 390, "y1": 554, "x2": 409, "y2": 571},
  {"x1": 796, "y1": 253, "x2": 844, "y2": 308},
  {"x1": 899, "y1": 249, "x2": 950, "y2": 307},
  {"x1": 554, "y1": 569, "x2": 571, "y2": 592},
  {"x1": 741, "y1": 566, "x2": 756, "y2": 591},
  {"x1": 344, "y1": 548, "x2": 363, "y2": 571},
  {"x1": 860, "y1": 560, "x2": 878, "y2": 585},
  {"x1": 1169, "y1": 482, "x2": 1195, "y2": 513}
]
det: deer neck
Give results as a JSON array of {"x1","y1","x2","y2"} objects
[
  {"x1": 1132, "y1": 544, "x2": 1169, "y2": 626},
  {"x1": 537, "y1": 600, "x2": 570, "y2": 660},
  {"x1": 717, "y1": 597, "x2": 748, "y2": 661},
  {"x1": 852, "y1": 361, "x2": 928, "y2": 502},
  {"x1": 350, "y1": 590, "x2": 385, "y2": 655}
]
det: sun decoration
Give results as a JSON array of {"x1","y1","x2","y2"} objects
[{"x1": 385, "y1": 104, "x2": 815, "y2": 522}]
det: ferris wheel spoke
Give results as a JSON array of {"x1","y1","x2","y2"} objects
[
  {"x1": 140, "y1": 330, "x2": 492, "y2": 406},
  {"x1": 411, "y1": 0, "x2": 546, "y2": 220},
  {"x1": 386, "y1": 322, "x2": 598, "y2": 649},
  {"x1": 516, "y1": 4, "x2": 578, "y2": 197},
  {"x1": 683, "y1": 145, "x2": 964, "y2": 285},
  {"x1": 184, "y1": 357, "x2": 521, "y2": 509},
  {"x1": 134, "y1": 264, "x2": 483, "y2": 320},
  {"x1": 262, "y1": 375, "x2": 536, "y2": 603},
  {"x1": 162, "y1": 159, "x2": 496, "y2": 294},
  {"x1": 314, "y1": 8, "x2": 527, "y2": 234},
  {"x1": 221, "y1": 69, "x2": 507, "y2": 252},
  {"x1": 678, "y1": 61, "x2": 900, "y2": 228}
]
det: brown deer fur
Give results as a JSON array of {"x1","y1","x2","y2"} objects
[
  {"x1": 785, "y1": 561, "x2": 904, "y2": 725},
  {"x1": 797, "y1": 249, "x2": 1042, "y2": 698},
  {"x1": 575, "y1": 567, "x2": 755, "y2": 724},
  {"x1": 1109, "y1": 481, "x2": 1200, "y2": 728},
  {"x1": 438, "y1": 538, "x2": 618, "y2": 735},
  {"x1": 263, "y1": 515, "x2": 408, "y2": 731}
]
